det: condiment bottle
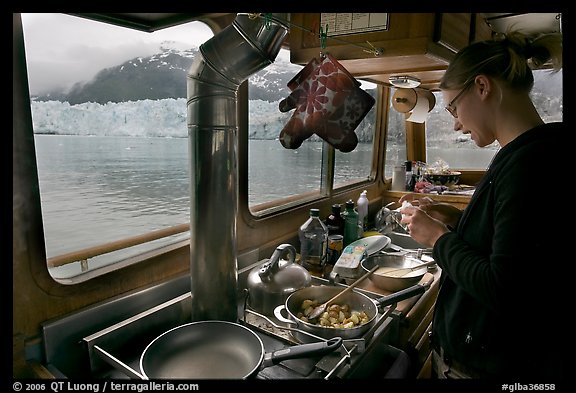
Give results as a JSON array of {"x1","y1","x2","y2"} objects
[
  {"x1": 298, "y1": 208, "x2": 328, "y2": 276},
  {"x1": 324, "y1": 203, "x2": 345, "y2": 236},
  {"x1": 342, "y1": 200, "x2": 360, "y2": 248}
]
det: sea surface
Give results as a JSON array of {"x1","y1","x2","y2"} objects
[{"x1": 33, "y1": 134, "x2": 495, "y2": 278}]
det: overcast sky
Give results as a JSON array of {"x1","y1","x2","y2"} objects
[{"x1": 20, "y1": 13, "x2": 216, "y2": 95}]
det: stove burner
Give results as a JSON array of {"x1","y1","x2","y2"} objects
[{"x1": 82, "y1": 284, "x2": 400, "y2": 379}]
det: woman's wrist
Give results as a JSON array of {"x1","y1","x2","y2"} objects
[{"x1": 431, "y1": 226, "x2": 451, "y2": 247}]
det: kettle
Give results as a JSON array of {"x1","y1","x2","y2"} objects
[{"x1": 247, "y1": 243, "x2": 312, "y2": 316}]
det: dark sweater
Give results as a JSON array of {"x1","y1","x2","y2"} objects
[{"x1": 432, "y1": 122, "x2": 566, "y2": 379}]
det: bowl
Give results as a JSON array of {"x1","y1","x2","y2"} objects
[
  {"x1": 424, "y1": 171, "x2": 461, "y2": 187},
  {"x1": 361, "y1": 254, "x2": 428, "y2": 292}
]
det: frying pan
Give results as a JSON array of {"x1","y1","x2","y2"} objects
[{"x1": 139, "y1": 320, "x2": 342, "y2": 379}]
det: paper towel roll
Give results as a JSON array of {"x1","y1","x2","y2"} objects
[
  {"x1": 407, "y1": 90, "x2": 431, "y2": 123},
  {"x1": 392, "y1": 88, "x2": 436, "y2": 123}
]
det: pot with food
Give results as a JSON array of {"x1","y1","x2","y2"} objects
[
  {"x1": 274, "y1": 277, "x2": 433, "y2": 342},
  {"x1": 361, "y1": 254, "x2": 432, "y2": 292}
]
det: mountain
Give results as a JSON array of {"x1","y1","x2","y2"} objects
[
  {"x1": 34, "y1": 44, "x2": 303, "y2": 105},
  {"x1": 30, "y1": 43, "x2": 380, "y2": 142},
  {"x1": 31, "y1": 43, "x2": 560, "y2": 145}
]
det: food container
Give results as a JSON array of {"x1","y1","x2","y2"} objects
[{"x1": 424, "y1": 171, "x2": 461, "y2": 187}]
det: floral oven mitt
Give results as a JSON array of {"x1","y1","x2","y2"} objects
[{"x1": 278, "y1": 53, "x2": 375, "y2": 152}]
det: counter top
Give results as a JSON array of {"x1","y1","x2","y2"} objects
[{"x1": 356, "y1": 269, "x2": 440, "y2": 316}]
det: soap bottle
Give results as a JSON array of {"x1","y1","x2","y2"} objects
[
  {"x1": 298, "y1": 208, "x2": 328, "y2": 276},
  {"x1": 356, "y1": 190, "x2": 368, "y2": 235},
  {"x1": 342, "y1": 200, "x2": 359, "y2": 247},
  {"x1": 356, "y1": 190, "x2": 368, "y2": 234}
]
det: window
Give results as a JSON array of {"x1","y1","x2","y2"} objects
[
  {"x1": 384, "y1": 93, "x2": 407, "y2": 179},
  {"x1": 22, "y1": 14, "x2": 214, "y2": 281},
  {"x1": 247, "y1": 52, "x2": 322, "y2": 206},
  {"x1": 334, "y1": 83, "x2": 377, "y2": 188}
]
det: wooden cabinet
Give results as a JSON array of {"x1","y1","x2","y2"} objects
[
  {"x1": 289, "y1": 13, "x2": 493, "y2": 89},
  {"x1": 433, "y1": 13, "x2": 495, "y2": 53}
]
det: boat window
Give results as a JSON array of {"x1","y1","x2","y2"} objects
[
  {"x1": 247, "y1": 51, "x2": 322, "y2": 206},
  {"x1": 247, "y1": 55, "x2": 378, "y2": 210},
  {"x1": 384, "y1": 93, "x2": 408, "y2": 179},
  {"x1": 22, "y1": 13, "x2": 214, "y2": 281},
  {"x1": 334, "y1": 82, "x2": 378, "y2": 188},
  {"x1": 425, "y1": 68, "x2": 563, "y2": 170}
]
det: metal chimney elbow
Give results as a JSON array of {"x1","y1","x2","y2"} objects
[{"x1": 187, "y1": 14, "x2": 289, "y2": 322}]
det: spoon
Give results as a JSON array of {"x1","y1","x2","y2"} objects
[
  {"x1": 374, "y1": 260, "x2": 437, "y2": 278},
  {"x1": 384, "y1": 201, "x2": 397, "y2": 209},
  {"x1": 307, "y1": 265, "x2": 379, "y2": 320}
]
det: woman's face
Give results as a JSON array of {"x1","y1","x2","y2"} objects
[{"x1": 443, "y1": 77, "x2": 497, "y2": 148}]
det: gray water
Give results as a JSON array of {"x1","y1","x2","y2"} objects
[
  {"x1": 34, "y1": 135, "x2": 191, "y2": 256},
  {"x1": 33, "y1": 134, "x2": 493, "y2": 277}
]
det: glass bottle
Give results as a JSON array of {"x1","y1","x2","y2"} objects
[
  {"x1": 342, "y1": 200, "x2": 359, "y2": 247},
  {"x1": 324, "y1": 204, "x2": 345, "y2": 236},
  {"x1": 298, "y1": 208, "x2": 328, "y2": 276},
  {"x1": 406, "y1": 160, "x2": 416, "y2": 191}
]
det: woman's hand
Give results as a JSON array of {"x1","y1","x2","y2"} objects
[
  {"x1": 398, "y1": 194, "x2": 463, "y2": 247},
  {"x1": 399, "y1": 194, "x2": 462, "y2": 229},
  {"x1": 399, "y1": 204, "x2": 450, "y2": 247}
]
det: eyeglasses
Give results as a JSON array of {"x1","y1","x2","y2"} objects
[{"x1": 445, "y1": 79, "x2": 475, "y2": 118}]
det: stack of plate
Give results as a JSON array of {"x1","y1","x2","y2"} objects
[{"x1": 331, "y1": 235, "x2": 390, "y2": 282}]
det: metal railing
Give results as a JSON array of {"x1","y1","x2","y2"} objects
[{"x1": 46, "y1": 223, "x2": 190, "y2": 270}]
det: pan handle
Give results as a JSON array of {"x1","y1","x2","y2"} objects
[
  {"x1": 374, "y1": 275, "x2": 434, "y2": 309},
  {"x1": 264, "y1": 337, "x2": 343, "y2": 366}
]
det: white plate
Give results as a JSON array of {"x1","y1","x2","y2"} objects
[{"x1": 347, "y1": 235, "x2": 391, "y2": 256}]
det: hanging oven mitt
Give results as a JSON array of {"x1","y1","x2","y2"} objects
[
  {"x1": 278, "y1": 53, "x2": 360, "y2": 150},
  {"x1": 316, "y1": 85, "x2": 375, "y2": 152},
  {"x1": 277, "y1": 58, "x2": 321, "y2": 148}
]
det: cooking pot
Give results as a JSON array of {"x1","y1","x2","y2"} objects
[
  {"x1": 274, "y1": 277, "x2": 433, "y2": 342},
  {"x1": 361, "y1": 254, "x2": 429, "y2": 292},
  {"x1": 247, "y1": 244, "x2": 311, "y2": 316},
  {"x1": 139, "y1": 320, "x2": 342, "y2": 379}
]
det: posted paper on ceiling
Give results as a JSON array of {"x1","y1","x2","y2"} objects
[{"x1": 320, "y1": 13, "x2": 389, "y2": 36}]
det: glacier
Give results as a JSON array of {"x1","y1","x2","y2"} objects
[{"x1": 30, "y1": 98, "x2": 294, "y2": 140}]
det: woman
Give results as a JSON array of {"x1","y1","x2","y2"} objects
[{"x1": 400, "y1": 31, "x2": 564, "y2": 379}]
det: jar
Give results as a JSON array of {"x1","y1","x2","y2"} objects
[{"x1": 392, "y1": 165, "x2": 406, "y2": 191}]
